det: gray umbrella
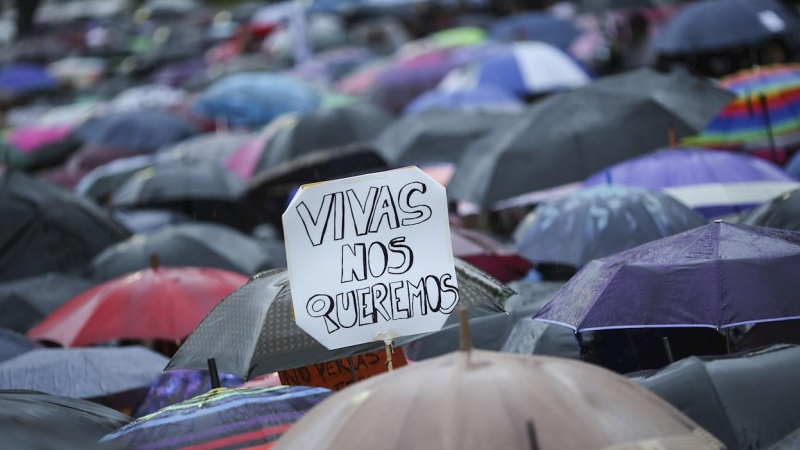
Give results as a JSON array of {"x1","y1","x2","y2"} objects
[
  {"x1": 0, "y1": 273, "x2": 94, "y2": 333},
  {"x1": 166, "y1": 259, "x2": 512, "y2": 379},
  {"x1": 374, "y1": 109, "x2": 520, "y2": 166},
  {"x1": 447, "y1": 68, "x2": 734, "y2": 207},
  {"x1": 635, "y1": 345, "x2": 800, "y2": 450},
  {"x1": 112, "y1": 165, "x2": 246, "y2": 206},
  {"x1": 159, "y1": 132, "x2": 252, "y2": 167},
  {"x1": 89, "y1": 223, "x2": 281, "y2": 281}
]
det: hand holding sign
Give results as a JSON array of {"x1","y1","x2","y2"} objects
[{"x1": 283, "y1": 167, "x2": 458, "y2": 350}]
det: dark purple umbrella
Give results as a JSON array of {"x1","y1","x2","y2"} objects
[
  {"x1": 151, "y1": 58, "x2": 207, "y2": 88},
  {"x1": 535, "y1": 221, "x2": 800, "y2": 331}
]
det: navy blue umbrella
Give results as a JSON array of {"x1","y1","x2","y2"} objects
[
  {"x1": 73, "y1": 111, "x2": 201, "y2": 154},
  {"x1": 489, "y1": 12, "x2": 581, "y2": 49},
  {"x1": 0, "y1": 64, "x2": 57, "y2": 97}
]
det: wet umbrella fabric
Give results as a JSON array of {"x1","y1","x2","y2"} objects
[
  {"x1": 535, "y1": 222, "x2": 800, "y2": 331},
  {"x1": 103, "y1": 386, "x2": 331, "y2": 450},
  {"x1": 274, "y1": 351, "x2": 722, "y2": 450},
  {"x1": 134, "y1": 370, "x2": 243, "y2": 418},
  {"x1": 516, "y1": 186, "x2": 706, "y2": 269},
  {"x1": 651, "y1": 0, "x2": 800, "y2": 57},
  {"x1": 447, "y1": 68, "x2": 734, "y2": 207},
  {"x1": 89, "y1": 223, "x2": 279, "y2": 281},
  {"x1": 0, "y1": 172, "x2": 130, "y2": 282},
  {"x1": 0, "y1": 273, "x2": 93, "y2": 332},
  {"x1": 451, "y1": 226, "x2": 532, "y2": 283},
  {"x1": 112, "y1": 209, "x2": 191, "y2": 234},
  {"x1": 404, "y1": 85, "x2": 525, "y2": 114},
  {"x1": 27, "y1": 267, "x2": 247, "y2": 347},
  {"x1": 0, "y1": 347, "x2": 167, "y2": 401},
  {"x1": 739, "y1": 188, "x2": 800, "y2": 231},
  {"x1": 73, "y1": 110, "x2": 201, "y2": 154},
  {"x1": 374, "y1": 109, "x2": 519, "y2": 166},
  {"x1": 166, "y1": 260, "x2": 512, "y2": 379},
  {"x1": 0, "y1": 328, "x2": 36, "y2": 363},
  {"x1": 489, "y1": 12, "x2": 581, "y2": 48},
  {"x1": 635, "y1": 345, "x2": 800, "y2": 450},
  {"x1": 75, "y1": 154, "x2": 167, "y2": 204},
  {"x1": 192, "y1": 73, "x2": 320, "y2": 128},
  {"x1": 771, "y1": 427, "x2": 800, "y2": 450},
  {"x1": 584, "y1": 149, "x2": 799, "y2": 218},
  {"x1": 159, "y1": 132, "x2": 252, "y2": 167},
  {"x1": 255, "y1": 103, "x2": 393, "y2": 169}
]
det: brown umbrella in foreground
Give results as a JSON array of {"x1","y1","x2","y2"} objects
[{"x1": 274, "y1": 350, "x2": 724, "y2": 450}]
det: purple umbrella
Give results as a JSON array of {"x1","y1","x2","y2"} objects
[
  {"x1": 535, "y1": 221, "x2": 800, "y2": 332},
  {"x1": 584, "y1": 148, "x2": 799, "y2": 218},
  {"x1": 404, "y1": 85, "x2": 524, "y2": 114},
  {"x1": 0, "y1": 64, "x2": 57, "y2": 97},
  {"x1": 134, "y1": 370, "x2": 242, "y2": 418}
]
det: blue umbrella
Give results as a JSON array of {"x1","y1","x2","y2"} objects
[
  {"x1": 786, "y1": 150, "x2": 800, "y2": 179},
  {"x1": 192, "y1": 73, "x2": 321, "y2": 129},
  {"x1": 652, "y1": 0, "x2": 800, "y2": 56},
  {"x1": 584, "y1": 149, "x2": 800, "y2": 218},
  {"x1": 0, "y1": 328, "x2": 36, "y2": 363},
  {"x1": 134, "y1": 369, "x2": 242, "y2": 418},
  {"x1": 73, "y1": 111, "x2": 201, "y2": 154},
  {"x1": 489, "y1": 12, "x2": 581, "y2": 49},
  {"x1": 404, "y1": 85, "x2": 525, "y2": 114},
  {"x1": 0, "y1": 64, "x2": 57, "y2": 96},
  {"x1": 515, "y1": 185, "x2": 706, "y2": 269}
]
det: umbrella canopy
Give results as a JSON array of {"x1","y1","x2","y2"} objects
[
  {"x1": 7, "y1": 124, "x2": 73, "y2": 153},
  {"x1": 75, "y1": 154, "x2": 167, "y2": 204},
  {"x1": 0, "y1": 273, "x2": 94, "y2": 333},
  {"x1": 489, "y1": 12, "x2": 581, "y2": 48},
  {"x1": 451, "y1": 226, "x2": 532, "y2": 283},
  {"x1": 374, "y1": 109, "x2": 520, "y2": 166},
  {"x1": 27, "y1": 267, "x2": 247, "y2": 347},
  {"x1": 439, "y1": 42, "x2": 591, "y2": 98},
  {"x1": 0, "y1": 390, "x2": 131, "y2": 441},
  {"x1": 103, "y1": 386, "x2": 331, "y2": 449},
  {"x1": 651, "y1": 0, "x2": 800, "y2": 57},
  {"x1": 134, "y1": 370, "x2": 243, "y2": 418},
  {"x1": 447, "y1": 68, "x2": 735, "y2": 207},
  {"x1": 771, "y1": 428, "x2": 800, "y2": 450},
  {"x1": 274, "y1": 350, "x2": 722, "y2": 450},
  {"x1": 578, "y1": 0, "x2": 684, "y2": 12},
  {"x1": 0, "y1": 64, "x2": 57, "y2": 98},
  {"x1": 0, "y1": 328, "x2": 36, "y2": 363},
  {"x1": 89, "y1": 223, "x2": 280, "y2": 281},
  {"x1": 0, "y1": 347, "x2": 167, "y2": 401},
  {"x1": 404, "y1": 85, "x2": 525, "y2": 114},
  {"x1": 515, "y1": 186, "x2": 706, "y2": 269},
  {"x1": 109, "y1": 84, "x2": 187, "y2": 113},
  {"x1": 635, "y1": 345, "x2": 800, "y2": 450},
  {"x1": 255, "y1": 103, "x2": 393, "y2": 169},
  {"x1": 73, "y1": 110, "x2": 201, "y2": 154},
  {"x1": 0, "y1": 172, "x2": 130, "y2": 282},
  {"x1": 166, "y1": 260, "x2": 512, "y2": 379},
  {"x1": 535, "y1": 221, "x2": 800, "y2": 331},
  {"x1": 739, "y1": 188, "x2": 800, "y2": 231},
  {"x1": 291, "y1": 46, "x2": 376, "y2": 85},
  {"x1": 584, "y1": 148, "x2": 799, "y2": 218},
  {"x1": 685, "y1": 64, "x2": 800, "y2": 158},
  {"x1": 192, "y1": 73, "x2": 320, "y2": 129},
  {"x1": 159, "y1": 132, "x2": 252, "y2": 167},
  {"x1": 111, "y1": 209, "x2": 191, "y2": 234}
]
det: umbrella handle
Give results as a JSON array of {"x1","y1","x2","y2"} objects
[{"x1": 208, "y1": 358, "x2": 221, "y2": 389}]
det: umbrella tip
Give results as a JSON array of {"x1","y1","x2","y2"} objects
[
  {"x1": 149, "y1": 253, "x2": 160, "y2": 270},
  {"x1": 458, "y1": 305, "x2": 471, "y2": 354}
]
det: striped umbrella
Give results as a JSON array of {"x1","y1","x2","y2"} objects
[
  {"x1": 102, "y1": 386, "x2": 331, "y2": 450},
  {"x1": 685, "y1": 64, "x2": 800, "y2": 162}
]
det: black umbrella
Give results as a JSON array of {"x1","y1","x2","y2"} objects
[
  {"x1": 635, "y1": 345, "x2": 800, "y2": 450},
  {"x1": 374, "y1": 109, "x2": 519, "y2": 166},
  {"x1": 0, "y1": 390, "x2": 130, "y2": 448},
  {"x1": 447, "y1": 68, "x2": 734, "y2": 207},
  {"x1": 111, "y1": 165, "x2": 249, "y2": 229},
  {"x1": 255, "y1": 103, "x2": 393, "y2": 170},
  {"x1": 739, "y1": 188, "x2": 800, "y2": 231},
  {"x1": 89, "y1": 223, "x2": 281, "y2": 281},
  {"x1": 578, "y1": 0, "x2": 685, "y2": 12},
  {"x1": 0, "y1": 328, "x2": 37, "y2": 363},
  {"x1": 0, "y1": 273, "x2": 94, "y2": 332},
  {"x1": 770, "y1": 427, "x2": 800, "y2": 450},
  {"x1": 166, "y1": 259, "x2": 512, "y2": 379},
  {"x1": 0, "y1": 172, "x2": 131, "y2": 282}
]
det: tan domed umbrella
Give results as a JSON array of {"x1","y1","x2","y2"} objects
[{"x1": 274, "y1": 350, "x2": 724, "y2": 450}]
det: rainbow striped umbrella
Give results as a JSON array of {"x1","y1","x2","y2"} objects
[
  {"x1": 685, "y1": 64, "x2": 800, "y2": 159},
  {"x1": 101, "y1": 386, "x2": 331, "y2": 450}
]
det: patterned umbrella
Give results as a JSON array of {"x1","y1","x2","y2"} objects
[
  {"x1": 134, "y1": 370, "x2": 243, "y2": 418},
  {"x1": 102, "y1": 386, "x2": 331, "y2": 450}
]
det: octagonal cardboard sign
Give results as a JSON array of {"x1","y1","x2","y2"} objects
[{"x1": 282, "y1": 167, "x2": 458, "y2": 350}]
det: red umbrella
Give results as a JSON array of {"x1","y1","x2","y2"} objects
[
  {"x1": 450, "y1": 226, "x2": 532, "y2": 283},
  {"x1": 27, "y1": 264, "x2": 248, "y2": 347}
]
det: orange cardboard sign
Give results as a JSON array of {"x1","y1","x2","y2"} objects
[{"x1": 279, "y1": 348, "x2": 407, "y2": 391}]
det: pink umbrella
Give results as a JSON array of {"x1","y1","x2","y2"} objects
[
  {"x1": 225, "y1": 115, "x2": 296, "y2": 180},
  {"x1": 8, "y1": 125, "x2": 73, "y2": 153}
]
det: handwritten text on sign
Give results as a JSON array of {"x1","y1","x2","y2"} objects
[
  {"x1": 283, "y1": 167, "x2": 458, "y2": 349},
  {"x1": 278, "y1": 348, "x2": 408, "y2": 391}
]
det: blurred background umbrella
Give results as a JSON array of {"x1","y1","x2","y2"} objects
[
  {"x1": 158, "y1": 131, "x2": 252, "y2": 167},
  {"x1": 111, "y1": 209, "x2": 191, "y2": 234},
  {"x1": 404, "y1": 85, "x2": 524, "y2": 114},
  {"x1": 28, "y1": 266, "x2": 247, "y2": 347},
  {"x1": 0, "y1": 328, "x2": 37, "y2": 363},
  {"x1": 583, "y1": 149, "x2": 799, "y2": 218},
  {"x1": 0, "y1": 64, "x2": 58, "y2": 102},
  {"x1": 0, "y1": 172, "x2": 130, "y2": 282},
  {"x1": 167, "y1": 260, "x2": 511, "y2": 379},
  {"x1": 739, "y1": 188, "x2": 800, "y2": 231},
  {"x1": 635, "y1": 345, "x2": 800, "y2": 450},
  {"x1": 489, "y1": 12, "x2": 581, "y2": 49},
  {"x1": 108, "y1": 84, "x2": 186, "y2": 113},
  {"x1": 75, "y1": 154, "x2": 171, "y2": 205},
  {"x1": 73, "y1": 110, "x2": 201, "y2": 154},
  {"x1": 0, "y1": 273, "x2": 93, "y2": 333},
  {"x1": 515, "y1": 186, "x2": 705, "y2": 270},
  {"x1": 103, "y1": 386, "x2": 331, "y2": 449}
]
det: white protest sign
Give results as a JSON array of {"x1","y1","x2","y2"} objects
[{"x1": 283, "y1": 167, "x2": 459, "y2": 350}]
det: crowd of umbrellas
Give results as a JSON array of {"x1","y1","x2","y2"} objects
[{"x1": 3, "y1": 0, "x2": 800, "y2": 449}]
